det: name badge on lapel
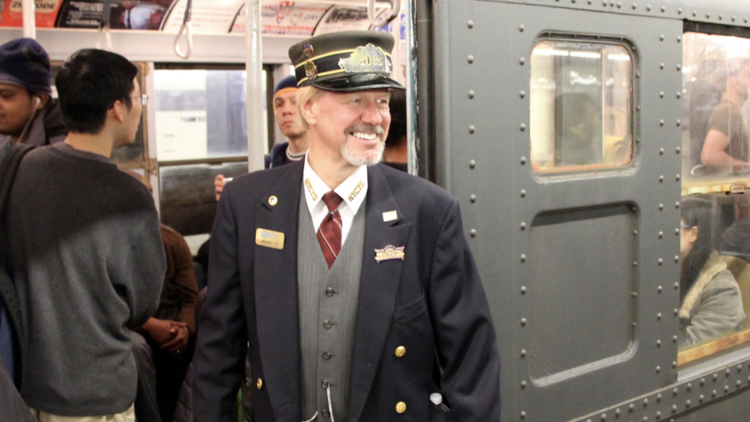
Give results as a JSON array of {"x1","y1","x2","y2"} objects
[
  {"x1": 256, "y1": 229, "x2": 285, "y2": 250},
  {"x1": 375, "y1": 245, "x2": 405, "y2": 263}
]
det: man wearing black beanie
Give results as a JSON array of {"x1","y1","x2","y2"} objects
[{"x1": 0, "y1": 38, "x2": 66, "y2": 163}]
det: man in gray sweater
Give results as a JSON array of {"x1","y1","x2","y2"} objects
[{"x1": 7, "y1": 49, "x2": 165, "y2": 421}]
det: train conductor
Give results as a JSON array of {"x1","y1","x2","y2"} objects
[{"x1": 194, "y1": 30, "x2": 501, "y2": 422}]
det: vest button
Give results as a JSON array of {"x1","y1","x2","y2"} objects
[
  {"x1": 326, "y1": 287, "x2": 335, "y2": 297},
  {"x1": 256, "y1": 378, "x2": 263, "y2": 390},
  {"x1": 322, "y1": 351, "x2": 332, "y2": 360},
  {"x1": 396, "y1": 401, "x2": 407, "y2": 413},
  {"x1": 321, "y1": 380, "x2": 329, "y2": 389},
  {"x1": 323, "y1": 319, "x2": 333, "y2": 329},
  {"x1": 395, "y1": 346, "x2": 406, "y2": 357},
  {"x1": 322, "y1": 409, "x2": 330, "y2": 417}
]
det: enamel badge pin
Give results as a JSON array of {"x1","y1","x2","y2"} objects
[{"x1": 375, "y1": 245, "x2": 405, "y2": 263}]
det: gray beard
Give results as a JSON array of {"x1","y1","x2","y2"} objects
[{"x1": 341, "y1": 140, "x2": 384, "y2": 166}]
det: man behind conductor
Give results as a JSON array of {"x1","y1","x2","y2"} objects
[{"x1": 194, "y1": 30, "x2": 500, "y2": 421}]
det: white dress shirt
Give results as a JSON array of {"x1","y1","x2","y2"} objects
[{"x1": 302, "y1": 155, "x2": 368, "y2": 246}]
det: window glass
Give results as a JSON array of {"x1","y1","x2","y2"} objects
[
  {"x1": 530, "y1": 40, "x2": 633, "y2": 174},
  {"x1": 682, "y1": 33, "x2": 750, "y2": 191},
  {"x1": 677, "y1": 193, "x2": 750, "y2": 363},
  {"x1": 154, "y1": 69, "x2": 266, "y2": 161}
]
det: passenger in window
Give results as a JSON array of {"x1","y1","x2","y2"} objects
[
  {"x1": 0, "y1": 38, "x2": 67, "y2": 163},
  {"x1": 555, "y1": 92, "x2": 601, "y2": 166},
  {"x1": 132, "y1": 224, "x2": 199, "y2": 422},
  {"x1": 686, "y1": 59, "x2": 723, "y2": 169},
  {"x1": 214, "y1": 75, "x2": 309, "y2": 200},
  {"x1": 382, "y1": 88, "x2": 408, "y2": 172},
  {"x1": 718, "y1": 193, "x2": 750, "y2": 263},
  {"x1": 679, "y1": 195, "x2": 745, "y2": 349},
  {"x1": 6, "y1": 49, "x2": 165, "y2": 422},
  {"x1": 700, "y1": 59, "x2": 750, "y2": 173}
]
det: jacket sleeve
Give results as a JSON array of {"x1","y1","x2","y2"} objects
[
  {"x1": 682, "y1": 271, "x2": 746, "y2": 348},
  {"x1": 194, "y1": 184, "x2": 248, "y2": 422},
  {"x1": 125, "y1": 213, "x2": 166, "y2": 328},
  {"x1": 428, "y1": 199, "x2": 501, "y2": 421}
]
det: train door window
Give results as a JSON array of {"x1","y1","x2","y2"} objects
[
  {"x1": 679, "y1": 32, "x2": 750, "y2": 365},
  {"x1": 682, "y1": 33, "x2": 750, "y2": 193},
  {"x1": 530, "y1": 39, "x2": 634, "y2": 175}
]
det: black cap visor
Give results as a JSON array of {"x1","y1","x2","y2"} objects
[{"x1": 308, "y1": 73, "x2": 404, "y2": 92}]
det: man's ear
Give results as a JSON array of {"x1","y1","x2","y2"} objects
[
  {"x1": 35, "y1": 93, "x2": 50, "y2": 109},
  {"x1": 299, "y1": 97, "x2": 317, "y2": 126},
  {"x1": 111, "y1": 99, "x2": 126, "y2": 123}
]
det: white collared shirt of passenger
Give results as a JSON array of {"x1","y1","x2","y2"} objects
[{"x1": 303, "y1": 153, "x2": 368, "y2": 245}]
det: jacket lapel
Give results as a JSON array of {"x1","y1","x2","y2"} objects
[
  {"x1": 254, "y1": 161, "x2": 304, "y2": 418},
  {"x1": 348, "y1": 165, "x2": 412, "y2": 421}
]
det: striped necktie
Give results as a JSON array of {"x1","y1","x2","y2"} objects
[{"x1": 317, "y1": 192, "x2": 343, "y2": 269}]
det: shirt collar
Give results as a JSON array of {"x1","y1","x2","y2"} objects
[{"x1": 303, "y1": 154, "x2": 368, "y2": 215}]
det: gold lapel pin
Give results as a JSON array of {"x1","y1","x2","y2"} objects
[
  {"x1": 268, "y1": 196, "x2": 278, "y2": 206},
  {"x1": 382, "y1": 210, "x2": 397, "y2": 222}
]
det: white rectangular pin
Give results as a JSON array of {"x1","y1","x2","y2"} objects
[{"x1": 382, "y1": 210, "x2": 398, "y2": 222}]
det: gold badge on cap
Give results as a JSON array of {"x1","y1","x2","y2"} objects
[
  {"x1": 256, "y1": 229, "x2": 285, "y2": 250},
  {"x1": 303, "y1": 43, "x2": 314, "y2": 57},
  {"x1": 268, "y1": 196, "x2": 278, "y2": 206},
  {"x1": 375, "y1": 245, "x2": 405, "y2": 263},
  {"x1": 382, "y1": 210, "x2": 397, "y2": 222},
  {"x1": 305, "y1": 61, "x2": 318, "y2": 80},
  {"x1": 339, "y1": 43, "x2": 391, "y2": 76}
]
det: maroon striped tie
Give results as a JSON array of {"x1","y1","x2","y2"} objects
[{"x1": 317, "y1": 192, "x2": 344, "y2": 269}]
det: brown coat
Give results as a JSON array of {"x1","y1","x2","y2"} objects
[{"x1": 157, "y1": 225, "x2": 199, "y2": 332}]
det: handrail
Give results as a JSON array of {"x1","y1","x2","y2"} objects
[
  {"x1": 174, "y1": 0, "x2": 193, "y2": 60},
  {"x1": 367, "y1": 0, "x2": 400, "y2": 28}
]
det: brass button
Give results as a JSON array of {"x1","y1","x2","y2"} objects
[
  {"x1": 395, "y1": 346, "x2": 406, "y2": 358},
  {"x1": 396, "y1": 401, "x2": 407, "y2": 413},
  {"x1": 268, "y1": 196, "x2": 278, "y2": 206},
  {"x1": 326, "y1": 287, "x2": 335, "y2": 297},
  {"x1": 256, "y1": 378, "x2": 263, "y2": 390}
]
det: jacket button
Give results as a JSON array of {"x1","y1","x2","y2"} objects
[
  {"x1": 322, "y1": 409, "x2": 330, "y2": 417},
  {"x1": 395, "y1": 346, "x2": 406, "y2": 357},
  {"x1": 323, "y1": 319, "x2": 333, "y2": 329},
  {"x1": 396, "y1": 401, "x2": 407, "y2": 413},
  {"x1": 326, "y1": 287, "x2": 335, "y2": 297},
  {"x1": 256, "y1": 378, "x2": 263, "y2": 390},
  {"x1": 322, "y1": 351, "x2": 332, "y2": 360}
]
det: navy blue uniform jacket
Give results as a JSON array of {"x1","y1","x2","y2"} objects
[{"x1": 193, "y1": 161, "x2": 500, "y2": 422}]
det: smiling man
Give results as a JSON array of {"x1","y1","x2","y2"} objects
[{"x1": 194, "y1": 31, "x2": 500, "y2": 422}]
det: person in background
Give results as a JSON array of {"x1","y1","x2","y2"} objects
[
  {"x1": 382, "y1": 88, "x2": 408, "y2": 172},
  {"x1": 679, "y1": 195, "x2": 745, "y2": 348},
  {"x1": 132, "y1": 224, "x2": 199, "y2": 422},
  {"x1": 7, "y1": 48, "x2": 164, "y2": 422},
  {"x1": 0, "y1": 38, "x2": 66, "y2": 163},
  {"x1": 214, "y1": 75, "x2": 309, "y2": 200}
]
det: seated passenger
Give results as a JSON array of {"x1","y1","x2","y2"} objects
[
  {"x1": 679, "y1": 195, "x2": 745, "y2": 349},
  {"x1": 132, "y1": 224, "x2": 199, "y2": 422},
  {"x1": 719, "y1": 193, "x2": 750, "y2": 262}
]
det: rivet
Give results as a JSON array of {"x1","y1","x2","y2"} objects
[
  {"x1": 658, "y1": 258, "x2": 663, "y2": 265},
  {"x1": 706, "y1": 12, "x2": 710, "y2": 18},
  {"x1": 733, "y1": 16, "x2": 736, "y2": 22},
  {"x1": 520, "y1": 156, "x2": 527, "y2": 165},
  {"x1": 520, "y1": 411, "x2": 526, "y2": 419},
  {"x1": 617, "y1": 1, "x2": 621, "y2": 8},
  {"x1": 677, "y1": 36, "x2": 681, "y2": 43},
  {"x1": 521, "y1": 380, "x2": 527, "y2": 388},
  {"x1": 467, "y1": 20, "x2": 474, "y2": 28},
  {"x1": 673, "y1": 335, "x2": 678, "y2": 342},
  {"x1": 470, "y1": 194, "x2": 477, "y2": 203},
  {"x1": 643, "y1": 417, "x2": 648, "y2": 422},
  {"x1": 712, "y1": 389, "x2": 717, "y2": 397},
  {"x1": 686, "y1": 400, "x2": 691, "y2": 408},
  {"x1": 674, "y1": 308, "x2": 679, "y2": 315},
  {"x1": 739, "y1": 364, "x2": 743, "y2": 372},
  {"x1": 699, "y1": 394, "x2": 704, "y2": 402},
  {"x1": 636, "y1": 137, "x2": 641, "y2": 143},
  {"x1": 634, "y1": 229, "x2": 638, "y2": 235},
  {"x1": 519, "y1": 24, "x2": 525, "y2": 32},
  {"x1": 644, "y1": 399, "x2": 649, "y2": 408},
  {"x1": 468, "y1": 90, "x2": 475, "y2": 99},
  {"x1": 659, "y1": 203, "x2": 664, "y2": 211},
  {"x1": 737, "y1": 380, "x2": 742, "y2": 387},
  {"x1": 637, "y1": 105, "x2": 641, "y2": 111},
  {"x1": 677, "y1": 91, "x2": 682, "y2": 98},
  {"x1": 602, "y1": 414, "x2": 607, "y2": 421},
  {"x1": 520, "y1": 222, "x2": 527, "y2": 230},
  {"x1": 633, "y1": 261, "x2": 638, "y2": 267},
  {"x1": 746, "y1": 17, "x2": 749, "y2": 23},
  {"x1": 521, "y1": 286, "x2": 527, "y2": 294},
  {"x1": 660, "y1": 119, "x2": 665, "y2": 126},
  {"x1": 676, "y1": 119, "x2": 681, "y2": 127},
  {"x1": 659, "y1": 231, "x2": 664, "y2": 238},
  {"x1": 629, "y1": 404, "x2": 635, "y2": 411},
  {"x1": 719, "y1": 14, "x2": 723, "y2": 20},
  {"x1": 677, "y1": 64, "x2": 682, "y2": 71},
  {"x1": 672, "y1": 404, "x2": 677, "y2": 413},
  {"x1": 656, "y1": 340, "x2": 661, "y2": 347},
  {"x1": 469, "y1": 125, "x2": 475, "y2": 134},
  {"x1": 660, "y1": 63, "x2": 665, "y2": 69},
  {"x1": 687, "y1": 383, "x2": 692, "y2": 390},
  {"x1": 657, "y1": 286, "x2": 663, "y2": 294},
  {"x1": 647, "y1": 4, "x2": 651, "y2": 11},
  {"x1": 519, "y1": 57, "x2": 525, "y2": 65},
  {"x1": 672, "y1": 361, "x2": 677, "y2": 368},
  {"x1": 700, "y1": 378, "x2": 705, "y2": 386},
  {"x1": 521, "y1": 254, "x2": 526, "y2": 262},
  {"x1": 468, "y1": 55, "x2": 474, "y2": 64},
  {"x1": 660, "y1": 91, "x2": 665, "y2": 98},
  {"x1": 714, "y1": 373, "x2": 718, "y2": 381},
  {"x1": 725, "y1": 385, "x2": 730, "y2": 392},
  {"x1": 692, "y1": 10, "x2": 696, "y2": 17},
  {"x1": 521, "y1": 317, "x2": 527, "y2": 326},
  {"x1": 660, "y1": 175, "x2": 664, "y2": 182},
  {"x1": 676, "y1": 174, "x2": 681, "y2": 181},
  {"x1": 602, "y1": 0, "x2": 606, "y2": 5},
  {"x1": 521, "y1": 349, "x2": 526, "y2": 358},
  {"x1": 469, "y1": 160, "x2": 476, "y2": 169},
  {"x1": 520, "y1": 90, "x2": 526, "y2": 98},
  {"x1": 674, "y1": 283, "x2": 679, "y2": 290},
  {"x1": 588, "y1": 0, "x2": 592, "y2": 4},
  {"x1": 520, "y1": 123, "x2": 526, "y2": 131},
  {"x1": 520, "y1": 189, "x2": 526, "y2": 197},
  {"x1": 660, "y1": 5, "x2": 665, "y2": 11},
  {"x1": 675, "y1": 255, "x2": 679, "y2": 262},
  {"x1": 636, "y1": 72, "x2": 641, "y2": 78},
  {"x1": 656, "y1": 411, "x2": 662, "y2": 419},
  {"x1": 726, "y1": 369, "x2": 731, "y2": 376},
  {"x1": 673, "y1": 387, "x2": 679, "y2": 396},
  {"x1": 676, "y1": 147, "x2": 681, "y2": 154},
  {"x1": 657, "y1": 312, "x2": 662, "y2": 319},
  {"x1": 660, "y1": 148, "x2": 665, "y2": 155},
  {"x1": 470, "y1": 229, "x2": 477, "y2": 238},
  {"x1": 631, "y1": 2, "x2": 636, "y2": 9},
  {"x1": 678, "y1": 7, "x2": 682, "y2": 14},
  {"x1": 615, "y1": 408, "x2": 621, "y2": 416}
]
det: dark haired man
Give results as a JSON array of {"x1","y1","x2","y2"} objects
[
  {"x1": 195, "y1": 31, "x2": 500, "y2": 422},
  {"x1": 0, "y1": 38, "x2": 66, "y2": 162},
  {"x1": 6, "y1": 49, "x2": 164, "y2": 422}
]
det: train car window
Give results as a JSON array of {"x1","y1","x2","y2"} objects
[
  {"x1": 677, "y1": 192, "x2": 750, "y2": 365},
  {"x1": 530, "y1": 40, "x2": 633, "y2": 174},
  {"x1": 682, "y1": 33, "x2": 750, "y2": 194},
  {"x1": 154, "y1": 68, "x2": 264, "y2": 161}
]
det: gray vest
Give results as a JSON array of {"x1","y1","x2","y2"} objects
[{"x1": 298, "y1": 192, "x2": 366, "y2": 421}]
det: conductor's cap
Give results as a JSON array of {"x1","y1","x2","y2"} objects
[{"x1": 288, "y1": 30, "x2": 404, "y2": 92}]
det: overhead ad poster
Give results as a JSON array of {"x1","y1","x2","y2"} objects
[
  {"x1": 161, "y1": 0, "x2": 244, "y2": 34},
  {"x1": 312, "y1": 5, "x2": 388, "y2": 36},
  {"x1": 230, "y1": 1, "x2": 329, "y2": 36},
  {"x1": 0, "y1": 0, "x2": 63, "y2": 28},
  {"x1": 55, "y1": 0, "x2": 174, "y2": 29}
]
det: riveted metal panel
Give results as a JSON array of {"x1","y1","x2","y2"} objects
[{"x1": 433, "y1": 2, "x2": 683, "y2": 421}]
